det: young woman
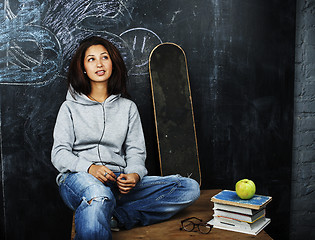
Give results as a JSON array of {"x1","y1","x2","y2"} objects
[{"x1": 51, "y1": 36, "x2": 200, "y2": 240}]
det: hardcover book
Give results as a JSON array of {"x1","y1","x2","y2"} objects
[
  {"x1": 213, "y1": 208, "x2": 266, "y2": 223},
  {"x1": 213, "y1": 202, "x2": 263, "y2": 215},
  {"x1": 208, "y1": 217, "x2": 271, "y2": 235},
  {"x1": 211, "y1": 190, "x2": 272, "y2": 210}
]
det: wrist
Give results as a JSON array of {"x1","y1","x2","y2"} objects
[
  {"x1": 87, "y1": 164, "x2": 94, "y2": 173},
  {"x1": 134, "y1": 173, "x2": 140, "y2": 182}
]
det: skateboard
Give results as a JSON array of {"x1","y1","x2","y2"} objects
[{"x1": 149, "y1": 43, "x2": 201, "y2": 186}]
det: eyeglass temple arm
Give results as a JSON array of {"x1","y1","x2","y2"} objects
[{"x1": 180, "y1": 217, "x2": 203, "y2": 223}]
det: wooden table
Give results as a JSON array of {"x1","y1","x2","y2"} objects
[{"x1": 112, "y1": 189, "x2": 273, "y2": 239}]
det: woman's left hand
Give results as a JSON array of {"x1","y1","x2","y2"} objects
[{"x1": 116, "y1": 173, "x2": 140, "y2": 194}]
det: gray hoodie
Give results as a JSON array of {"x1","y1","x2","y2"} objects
[{"x1": 51, "y1": 90, "x2": 148, "y2": 185}]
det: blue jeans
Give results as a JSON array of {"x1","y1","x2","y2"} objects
[{"x1": 59, "y1": 172, "x2": 200, "y2": 240}]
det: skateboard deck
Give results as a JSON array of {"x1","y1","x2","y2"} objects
[{"x1": 149, "y1": 43, "x2": 201, "y2": 185}]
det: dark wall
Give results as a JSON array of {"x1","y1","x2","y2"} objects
[
  {"x1": 0, "y1": 1, "x2": 296, "y2": 239},
  {"x1": 291, "y1": 0, "x2": 315, "y2": 239}
]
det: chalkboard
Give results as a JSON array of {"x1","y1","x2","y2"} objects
[{"x1": 0, "y1": 1, "x2": 295, "y2": 239}]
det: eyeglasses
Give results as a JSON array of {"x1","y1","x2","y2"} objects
[{"x1": 180, "y1": 217, "x2": 213, "y2": 234}]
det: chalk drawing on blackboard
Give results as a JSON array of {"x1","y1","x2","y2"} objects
[
  {"x1": 0, "y1": 25, "x2": 62, "y2": 86},
  {"x1": 75, "y1": 0, "x2": 133, "y2": 31},
  {"x1": 4, "y1": 0, "x2": 15, "y2": 19},
  {"x1": 120, "y1": 28, "x2": 162, "y2": 75},
  {"x1": 0, "y1": 0, "x2": 62, "y2": 86},
  {"x1": 8, "y1": 39, "x2": 42, "y2": 70},
  {"x1": 0, "y1": 99, "x2": 5, "y2": 235},
  {"x1": 42, "y1": 0, "x2": 133, "y2": 74}
]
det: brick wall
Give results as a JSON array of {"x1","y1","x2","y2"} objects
[{"x1": 291, "y1": 0, "x2": 315, "y2": 239}]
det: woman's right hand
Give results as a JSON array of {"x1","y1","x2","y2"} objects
[{"x1": 88, "y1": 164, "x2": 117, "y2": 183}]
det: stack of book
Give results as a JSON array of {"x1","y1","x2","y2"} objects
[{"x1": 208, "y1": 190, "x2": 272, "y2": 235}]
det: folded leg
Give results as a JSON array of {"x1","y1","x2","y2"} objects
[
  {"x1": 113, "y1": 175, "x2": 200, "y2": 229},
  {"x1": 59, "y1": 172, "x2": 116, "y2": 240}
]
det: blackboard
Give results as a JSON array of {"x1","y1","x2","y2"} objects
[{"x1": 0, "y1": 1, "x2": 296, "y2": 239}]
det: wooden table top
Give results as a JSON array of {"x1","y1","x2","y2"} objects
[{"x1": 112, "y1": 189, "x2": 273, "y2": 240}]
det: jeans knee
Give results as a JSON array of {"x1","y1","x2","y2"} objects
[
  {"x1": 86, "y1": 196, "x2": 112, "y2": 206},
  {"x1": 83, "y1": 184, "x2": 115, "y2": 204},
  {"x1": 77, "y1": 184, "x2": 116, "y2": 215},
  {"x1": 182, "y1": 177, "x2": 200, "y2": 203},
  {"x1": 77, "y1": 195, "x2": 115, "y2": 217}
]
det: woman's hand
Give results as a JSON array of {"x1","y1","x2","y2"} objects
[
  {"x1": 116, "y1": 173, "x2": 140, "y2": 194},
  {"x1": 88, "y1": 164, "x2": 117, "y2": 183}
]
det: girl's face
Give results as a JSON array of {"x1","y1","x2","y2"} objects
[{"x1": 84, "y1": 44, "x2": 113, "y2": 83}]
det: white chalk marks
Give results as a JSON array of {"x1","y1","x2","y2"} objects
[
  {"x1": 0, "y1": 0, "x2": 163, "y2": 86},
  {"x1": 0, "y1": 0, "x2": 62, "y2": 85},
  {"x1": 120, "y1": 28, "x2": 162, "y2": 75}
]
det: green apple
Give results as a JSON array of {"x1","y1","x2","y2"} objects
[{"x1": 235, "y1": 179, "x2": 256, "y2": 200}]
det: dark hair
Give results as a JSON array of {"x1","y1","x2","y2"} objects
[{"x1": 67, "y1": 36, "x2": 130, "y2": 98}]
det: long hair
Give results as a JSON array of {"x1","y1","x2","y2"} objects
[{"x1": 67, "y1": 36, "x2": 130, "y2": 98}]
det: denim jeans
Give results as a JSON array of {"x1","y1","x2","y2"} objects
[{"x1": 59, "y1": 172, "x2": 200, "y2": 240}]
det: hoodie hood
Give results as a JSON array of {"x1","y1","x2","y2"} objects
[{"x1": 66, "y1": 89, "x2": 120, "y2": 105}]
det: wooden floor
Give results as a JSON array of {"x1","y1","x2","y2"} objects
[{"x1": 72, "y1": 189, "x2": 273, "y2": 240}]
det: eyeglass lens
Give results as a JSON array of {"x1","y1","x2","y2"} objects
[{"x1": 198, "y1": 223, "x2": 212, "y2": 234}]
